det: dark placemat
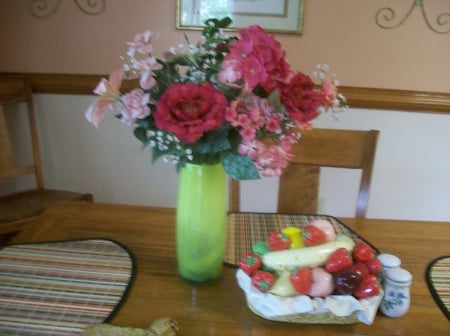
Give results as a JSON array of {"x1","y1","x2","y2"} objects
[
  {"x1": 225, "y1": 212, "x2": 377, "y2": 267},
  {"x1": 0, "y1": 238, "x2": 135, "y2": 335},
  {"x1": 425, "y1": 255, "x2": 450, "y2": 320}
]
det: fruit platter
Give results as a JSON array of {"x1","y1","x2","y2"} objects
[{"x1": 234, "y1": 215, "x2": 384, "y2": 325}]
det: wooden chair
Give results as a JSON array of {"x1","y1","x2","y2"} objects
[
  {"x1": 0, "y1": 80, "x2": 93, "y2": 239},
  {"x1": 229, "y1": 128, "x2": 379, "y2": 218}
]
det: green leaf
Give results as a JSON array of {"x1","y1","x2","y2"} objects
[
  {"x1": 151, "y1": 147, "x2": 165, "y2": 164},
  {"x1": 176, "y1": 157, "x2": 188, "y2": 173},
  {"x1": 135, "y1": 118, "x2": 152, "y2": 129},
  {"x1": 202, "y1": 17, "x2": 233, "y2": 39},
  {"x1": 214, "y1": 81, "x2": 241, "y2": 101},
  {"x1": 252, "y1": 85, "x2": 269, "y2": 98},
  {"x1": 221, "y1": 152, "x2": 260, "y2": 180},
  {"x1": 195, "y1": 128, "x2": 231, "y2": 155},
  {"x1": 202, "y1": 27, "x2": 215, "y2": 39},
  {"x1": 174, "y1": 55, "x2": 195, "y2": 66},
  {"x1": 267, "y1": 89, "x2": 287, "y2": 114},
  {"x1": 204, "y1": 18, "x2": 219, "y2": 27},
  {"x1": 134, "y1": 127, "x2": 148, "y2": 145},
  {"x1": 218, "y1": 17, "x2": 233, "y2": 28},
  {"x1": 204, "y1": 17, "x2": 233, "y2": 29}
]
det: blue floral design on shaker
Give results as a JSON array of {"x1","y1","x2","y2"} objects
[{"x1": 382, "y1": 290, "x2": 409, "y2": 311}]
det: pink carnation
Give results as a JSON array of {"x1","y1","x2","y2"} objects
[
  {"x1": 265, "y1": 115, "x2": 282, "y2": 133},
  {"x1": 238, "y1": 138, "x2": 294, "y2": 177},
  {"x1": 321, "y1": 78, "x2": 338, "y2": 108}
]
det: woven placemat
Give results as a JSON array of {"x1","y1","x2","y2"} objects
[
  {"x1": 225, "y1": 212, "x2": 377, "y2": 267},
  {"x1": 425, "y1": 255, "x2": 450, "y2": 320},
  {"x1": 0, "y1": 238, "x2": 135, "y2": 335}
]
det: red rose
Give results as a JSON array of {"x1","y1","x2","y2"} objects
[
  {"x1": 280, "y1": 72, "x2": 324, "y2": 124},
  {"x1": 154, "y1": 82, "x2": 228, "y2": 142}
]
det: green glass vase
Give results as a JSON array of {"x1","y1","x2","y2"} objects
[{"x1": 176, "y1": 162, "x2": 227, "y2": 284}]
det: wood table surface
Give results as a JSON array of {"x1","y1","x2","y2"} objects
[{"x1": 9, "y1": 200, "x2": 450, "y2": 336}]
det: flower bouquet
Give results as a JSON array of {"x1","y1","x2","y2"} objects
[
  {"x1": 85, "y1": 17, "x2": 347, "y2": 284},
  {"x1": 85, "y1": 17, "x2": 346, "y2": 180}
]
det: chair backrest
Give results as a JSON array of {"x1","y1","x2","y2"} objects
[
  {"x1": 0, "y1": 80, "x2": 44, "y2": 189},
  {"x1": 229, "y1": 128, "x2": 379, "y2": 218}
]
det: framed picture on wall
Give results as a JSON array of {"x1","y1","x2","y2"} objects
[{"x1": 176, "y1": 0, "x2": 304, "y2": 34}]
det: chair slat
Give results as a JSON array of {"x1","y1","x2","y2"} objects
[{"x1": 229, "y1": 128, "x2": 379, "y2": 218}]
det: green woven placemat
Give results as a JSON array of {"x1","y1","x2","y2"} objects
[
  {"x1": 0, "y1": 239, "x2": 135, "y2": 335},
  {"x1": 425, "y1": 255, "x2": 450, "y2": 320},
  {"x1": 225, "y1": 212, "x2": 377, "y2": 267}
]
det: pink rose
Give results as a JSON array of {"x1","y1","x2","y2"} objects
[
  {"x1": 120, "y1": 89, "x2": 151, "y2": 125},
  {"x1": 154, "y1": 82, "x2": 227, "y2": 143},
  {"x1": 280, "y1": 72, "x2": 324, "y2": 124}
]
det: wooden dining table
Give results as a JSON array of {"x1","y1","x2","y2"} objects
[{"x1": 8, "y1": 200, "x2": 450, "y2": 335}]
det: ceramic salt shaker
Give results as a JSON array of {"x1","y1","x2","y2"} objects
[
  {"x1": 377, "y1": 253, "x2": 401, "y2": 276},
  {"x1": 380, "y1": 267, "x2": 412, "y2": 318}
]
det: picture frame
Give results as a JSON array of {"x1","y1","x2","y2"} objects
[{"x1": 176, "y1": 0, "x2": 304, "y2": 34}]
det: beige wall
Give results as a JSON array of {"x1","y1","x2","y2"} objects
[
  {"x1": 1, "y1": 1, "x2": 449, "y2": 221},
  {"x1": 0, "y1": 0, "x2": 449, "y2": 92}
]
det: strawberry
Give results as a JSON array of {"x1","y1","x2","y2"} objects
[
  {"x1": 349, "y1": 261, "x2": 371, "y2": 280},
  {"x1": 302, "y1": 225, "x2": 327, "y2": 247},
  {"x1": 354, "y1": 274, "x2": 381, "y2": 299},
  {"x1": 251, "y1": 270, "x2": 276, "y2": 292},
  {"x1": 290, "y1": 267, "x2": 313, "y2": 295},
  {"x1": 239, "y1": 253, "x2": 262, "y2": 276},
  {"x1": 364, "y1": 258, "x2": 382, "y2": 275},
  {"x1": 268, "y1": 232, "x2": 290, "y2": 251},
  {"x1": 325, "y1": 248, "x2": 353, "y2": 273},
  {"x1": 352, "y1": 242, "x2": 375, "y2": 261}
]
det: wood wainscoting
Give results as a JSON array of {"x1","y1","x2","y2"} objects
[{"x1": 0, "y1": 72, "x2": 449, "y2": 114}]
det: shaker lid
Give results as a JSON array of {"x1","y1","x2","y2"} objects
[
  {"x1": 385, "y1": 267, "x2": 412, "y2": 284},
  {"x1": 377, "y1": 253, "x2": 401, "y2": 268}
]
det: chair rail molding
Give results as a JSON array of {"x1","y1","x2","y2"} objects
[
  {"x1": 0, "y1": 72, "x2": 449, "y2": 114},
  {"x1": 31, "y1": 0, "x2": 105, "y2": 18}
]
